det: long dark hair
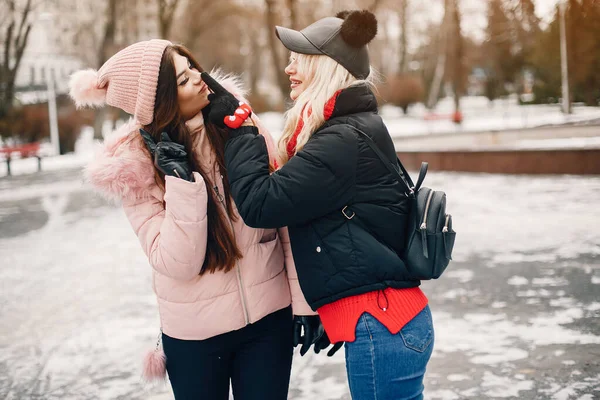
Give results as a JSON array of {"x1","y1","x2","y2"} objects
[{"x1": 143, "y1": 44, "x2": 242, "y2": 275}]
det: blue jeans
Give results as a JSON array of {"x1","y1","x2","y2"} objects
[{"x1": 345, "y1": 306, "x2": 434, "y2": 400}]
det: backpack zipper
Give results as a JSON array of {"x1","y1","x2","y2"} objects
[
  {"x1": 213, "y1": 179, "x2": 250, "y2": 325},
  {"x1": 419, "y1": 190, "x2": 434, "y2": 259},
  {"x1": 442, "y1": 214, "x2": 450, "y2": 233},
  {"x1": 420, "y1": 190, "x2": 435, "y2": 230},
  {"x1": 442, "y1": 214, "x2": 452, "y2": 260}
]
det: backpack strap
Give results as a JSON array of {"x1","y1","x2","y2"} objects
[
  {"x1": 344, "y1": 125, "x2": 415, "y2": 197},
  {"x1": 413, "y1": 162, "x2": 428, "y2": 192}
]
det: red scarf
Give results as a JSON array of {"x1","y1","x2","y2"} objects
[{"x1": 286, "y1": 90, "x2": 342, "y2": 160}]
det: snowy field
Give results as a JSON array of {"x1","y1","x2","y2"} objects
[{"x1": 0, "y1": 162, "x2": 599, "y2": 399}]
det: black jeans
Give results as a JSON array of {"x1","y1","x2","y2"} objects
[{"x1": 162, "y1": 306, "x2": 294, "y2": 400}]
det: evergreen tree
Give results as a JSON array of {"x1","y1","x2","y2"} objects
[
  {"x1": 530, "y1": 0, "x2": 600, "y2": 106},
  {"x1": 484, "y1": 0, "x2": 515, "y2": 100}
]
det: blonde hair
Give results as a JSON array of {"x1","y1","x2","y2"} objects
[{"x1": 277, "y1": 53, "x2": 376, "y2": 164}]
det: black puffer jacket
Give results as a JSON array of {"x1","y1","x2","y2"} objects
[{"x1": 225, "y1": 85, "x2": 419, "y2": 310}]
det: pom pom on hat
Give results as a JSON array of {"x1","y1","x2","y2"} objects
[
  {"x1": 69, "y1": 69, "x2": 107, "y2": 109},
  {"x1": 336, "y1": 10, "x2": 378, "y2": 48}
]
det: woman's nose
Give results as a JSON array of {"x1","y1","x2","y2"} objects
[
  {"x1": 192, "y1": 70, "x2": 202, "y2": 84},
  {"x1": 285, "y1": 62, "x2": 295, "y2": 75}
]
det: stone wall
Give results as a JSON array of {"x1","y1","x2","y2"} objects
[{"x1": 397, "y1": 149, "x2": 600, "y2": 175}]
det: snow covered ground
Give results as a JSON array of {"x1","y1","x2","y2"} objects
[{"x1": 0, "y1": 164, "x2": 599, "y2": 399}]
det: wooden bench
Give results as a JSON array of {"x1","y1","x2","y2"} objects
[
  {"x1": 0, "y1": 142, "x2": 42, "y2": 176},
  {"x1": 423, "y1": 111, "x2": 464, "y2": 123}
]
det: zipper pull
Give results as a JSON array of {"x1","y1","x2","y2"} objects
[
  {"x1": 421, "y1": 225, "x2": 428, "y2": 259},
  {"x1": 442, "y1": 214, "x2": 450, "y2": 233},
  {"x1": 443, "y1": 214, "x2": 452, "y2": 260}
]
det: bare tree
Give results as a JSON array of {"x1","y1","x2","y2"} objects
[
  {"x1": 426, "y1": 0, "x2": 450, "y2": 109},
  {"x1": 445, "y1": 0, "x2": 463, "y2": 117},
  {"x1": 89, "y1": 0, "x2": 117, "y2": 139},
  {"x1": 176, "y1": 1, "x2": 244, "y2": 45},
  {"x1": 158, "y1": 0, "x2": 180, "y2": 39},
  {"x1": 286, "y1": 0, "x2": 298, "y2": 30},
  {"x1": 265, "y1": 0, "x2": 290, "y2": 99},
  {"x1": 97, "y1": 0, "x2": 117, "y2": 68},
  {"x1": 0, "y1": 0, "x2": 33, "y2": 118},
  {"x1": 398, "y1": 0, "x2": 409, "y2": 73}
]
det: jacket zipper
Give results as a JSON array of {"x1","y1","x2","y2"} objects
[{"x1": 213, "y1": 178, "x2": 250, "y2": 325}]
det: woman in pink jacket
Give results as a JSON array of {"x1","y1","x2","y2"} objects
[{"x1": 69, "y1": 39, "x2": 319, "y2": 400}]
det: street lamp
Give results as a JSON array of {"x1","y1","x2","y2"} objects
[{"x1": 559, "y1": 0, "x2": 571, "y2": 114}]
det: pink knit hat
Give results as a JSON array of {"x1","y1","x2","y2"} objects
[{"x1": 69, "y1": 39, "x2": 171, "y2": 125}]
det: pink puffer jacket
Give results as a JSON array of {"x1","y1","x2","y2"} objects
[{"x1": 85, "y1": 75, "x2": 315, "y2": 340}]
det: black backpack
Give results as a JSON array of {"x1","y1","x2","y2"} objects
[{"x1": 347, "y1": 126, "x2": 456, "y2": 280}]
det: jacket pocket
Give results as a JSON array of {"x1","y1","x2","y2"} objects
[{"x1": 400, "y1": 306, "x2": 434, "y2": 353}]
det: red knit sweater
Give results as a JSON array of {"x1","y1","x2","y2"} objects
[
  {"x1": 284, "y1": 90, "x2": 428, "y2": 343},
  {"x1": 317, "y1": 288, "x2": 428, "y2": 343}
]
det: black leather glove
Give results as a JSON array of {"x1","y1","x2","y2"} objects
[
  {"x1": 314, "y1": 330, "x2": 344, "y2": 357},
  {"x1": 201, "y1": 72, "x2": 252, "y2": 129},
  {"x1": 140, "y1": 129, "x2": 193, "y2": 182},
  {"x1": 293, "y1": 316, "x2": 324, "y2": 356}
]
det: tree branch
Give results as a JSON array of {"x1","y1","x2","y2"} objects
[
  {"x1": 14, "y1": 0, "x2": 31, "y2": 49},
  {"x1": 3, "y1": 20, "x2": 14, "y2": 71},
  {"x1": 12, "y1": 22, "x2": 31, "y2": 75}
]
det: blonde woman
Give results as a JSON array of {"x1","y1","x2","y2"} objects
[{"x1": 203, "y1": 9, "x2": 434, "y2": 400}]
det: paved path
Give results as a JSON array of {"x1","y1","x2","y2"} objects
[{"x1": 0, "y1": 168, "x2": 598, "y2": 399}]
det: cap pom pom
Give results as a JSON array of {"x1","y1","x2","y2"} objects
[
  {"x1": 142, "y1": 349, "x2": 167, "y2": 382},
  {"x1": 69, "y1": 69, "x2": 106, "y2": 108},
  {"x1": 336, "y1": 10, "x2": 378, "y2": 48}
]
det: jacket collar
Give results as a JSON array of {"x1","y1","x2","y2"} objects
[{"x1": 329, "y1": 84, "x2": 378, "y2": 119}]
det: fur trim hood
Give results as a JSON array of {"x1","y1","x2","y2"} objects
[{"x1": 85, "y1": 70, "x2": 250, "y2": 202}]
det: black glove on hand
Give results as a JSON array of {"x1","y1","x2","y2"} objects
[
  {"x1": 140, "y1": 129, "x2": 193, "y2": 182},
  {"x1": 293, "y1": 316, "x2": 324, "y2": 356},
  {"x1": 314, "y1": 330, "x2": 344, "y2": 357},
  {"x1": 201, "y1": 72, "x2": 252, "y2": 129}
]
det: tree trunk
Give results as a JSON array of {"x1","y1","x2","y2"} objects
[
  {"x1": 94, "y1": 0, "x2": 117, "y2": 140},
  {"x1": 0, "y1": 0, "x2": 33, "y2": 118},
  {"x1": 265, "y1": 0, "x2": 289, "y2": 100},
  {"x1": 0, "y1": 82, "x2": 15, "y2": 119},
  {"x1": 398, "y1": 0, "x2": 408, "y2": 73},
  {"x1": 248, "y1": 33, "x2": 261, "y2": 95},
  {"x1": 158, "y1": 0, "x2": 180, "y2": 39},
  {"x1": 426, "y1": 0, "x2": 451, "y2": 109},
  {"x1": 450, "y1": 0, "x2": 462, "y2": 120},
  {"x1": 286, "y1": 0, "x2": 298, "y2": 30},
  {"x1": 93, "y1": 108, "x2": 106, "y2": 141}
]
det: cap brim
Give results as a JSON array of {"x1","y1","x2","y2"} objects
[{"x1": 275, "y1": 26, "x2": 323, "y2": 55}]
